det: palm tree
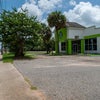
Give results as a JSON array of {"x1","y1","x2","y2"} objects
[{"x1": 47, "y1": 11, "x2": 66, "y2": 54}]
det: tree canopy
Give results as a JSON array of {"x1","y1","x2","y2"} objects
[
  {"x1": 40, "y1": 23, "x2": 52, "y2": 53},
  {"x1": 0, "y1": 9, "x2": 41, "y2": 57},
  {"x1": 47, "y1": 11, "x2": 67, "y2": 30}
]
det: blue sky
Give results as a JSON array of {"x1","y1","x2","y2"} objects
[
  {"x1": 2, "y1": 0, "x2": 100, "y2": 11},
  {"x1": 1, "y1": 0, "x2": 100, "y2": 27}
]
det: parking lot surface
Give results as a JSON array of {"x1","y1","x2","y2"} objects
[{"x1": 14, "y1": 55, "x2": 100, "y2": 100}]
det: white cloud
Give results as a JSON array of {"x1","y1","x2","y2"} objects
[
  {"x1": 38, "y1": 0, "x2": 62, "y2": 12},
  {"x1": 18, "y1": 0, "x2": 62, "y2": 21},
  {"x1": 64, "y1": 2, "x2": 100, "y2": 27},
  {"x1": 69, "y1": 0, "x2": 76, "y2": 6},
  {"x1": 18, "y1": 0, "x2": 100, "y2": 27},
  {"x1": 18, "y1": 1, "x2": 42, "y2": 20}
]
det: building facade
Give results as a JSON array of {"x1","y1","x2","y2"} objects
[{"x1": 56, "y1": 22, "x2": 100, "y2": 54}]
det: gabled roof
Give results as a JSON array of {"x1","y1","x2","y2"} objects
[{"x1": 66, "y1": 22, "x2": 86, "y2": 28}]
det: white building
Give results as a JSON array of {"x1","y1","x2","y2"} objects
[{"x1": 56, "y1": 22, "x2": 100, "y2": 54}]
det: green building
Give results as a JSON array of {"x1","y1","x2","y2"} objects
[{"x1": 55, "y1": 22, "x2": 100, "y2": 54}]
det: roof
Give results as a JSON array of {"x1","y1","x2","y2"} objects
[{"x1": 66, "y1": 22, "x2": 86, "y2": 28}]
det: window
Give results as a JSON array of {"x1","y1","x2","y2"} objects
[
  {"x1": 59, "y1": 31, "x2": 63, "y2": 38},
  {"x1": 85, "y1": 38, "x2": 97, "y2": 51},
  {"x1": 61, "y1": 42, "x2": 66, "y2": 51}
]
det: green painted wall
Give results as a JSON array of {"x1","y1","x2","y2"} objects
[
  {"x1": 81, "y1": 39, "x2": 84, "y2": 54},
  {"x1": 65, "y1": 40, "x2": 68, "y2": 54},
  {"x1": 58, "y1": 28, "x2": 67, "y2": 42},
  {"x1": 58, "y1": 28, "x2": 67, "y2": 54},
  {"x1": 84, "y1": 34, "x2": 100, "y2": 39},
  {"x1": 55, "y1": 28, "x2": 67, "y2": 54},
  {"x1": 55, "y1": 31, "x2": 59, "y2": 54},
  {"x1": 67, "y1": 39, "x2": 72, "y2": 54}
]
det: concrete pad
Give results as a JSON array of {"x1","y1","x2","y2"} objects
[{"x1": 0, "y1": 55, "x2": 45, "y2": 100}]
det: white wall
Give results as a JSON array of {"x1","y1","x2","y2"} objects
[
  {"x1": 67, "y1": 26, "x2": 100, "y2": 38},
  {"x1": 83, "y1": 26, "x2": 100, "y2": 36},
  {"x1": 84, "y1": 26, "x2": 100, "y2": 54},
  {"x1": 97, "y1": 37, "x2": 100, "y2": 53},
  {"x1": 67, "y1": 27, "x2": 84, "y2": 39},
  {"x1": 59, "y1": 42, "x2": 61, "y2": 52}
]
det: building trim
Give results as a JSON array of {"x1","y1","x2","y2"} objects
[
  {"x1": 81, "y1": 39, "x2": 84, "y2": 54},
  {"x1": 67, "y1": 39, "x2": 72, "y2": 54},
  {"x1": 84, "y1": 34, "x2": 100, "y2": 39}
]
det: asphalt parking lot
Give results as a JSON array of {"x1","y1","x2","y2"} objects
[{"x1": 14, "y1": 55, "x2": 100, "y2": 100}]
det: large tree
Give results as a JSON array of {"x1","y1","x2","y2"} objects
[
  {"x1": 40, "y1": 23, "x2": 52, "y2": 54},
  {"x1": 47, "y1": 11, "x2": 66, "y2": 54},
  {"x1": 0, "y1": 9, "x2": 41, "y2": 57}
]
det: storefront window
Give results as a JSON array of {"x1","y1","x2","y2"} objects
[
  {"x1": 61, "y1": 42, "x2": 66, "y2": 51},
  {"x1": 85, "y1": 38, "x2": 97, "y2": 51}
]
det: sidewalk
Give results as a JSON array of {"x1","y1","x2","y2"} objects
[{"x1": 0, "y1": 55, "x2": 45, "y2": 100}]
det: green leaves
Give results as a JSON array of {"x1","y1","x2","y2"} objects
[
  {"x1": 0, "y1": 9, "x2": 41, "y2": 57},
  {"x1": 47, "y1": 11, "x2": 67, "y2": 30}
]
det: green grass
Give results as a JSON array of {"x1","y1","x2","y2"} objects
[
  {"x1": 2, "y1": 52, "x2": 37, "y2": 63},
  {"x1": 86, "y1": 53, "x2": 100, "y2": 56},
  {"x1": 24, "y1": 77, "x2": 37, "y2": 90},
  {"x1": 25, "y1": 52, "x2": 36, "y2": 59},
  {"x1": 3, "y1": 51, "x2": 69, "y2": 63},
  {"x1": 2, "y1": 51, "x2": 44, "y2": 63},
  {"x1": 15, "y1": 53, "x2": 36, "y2": 60},
  {"x1": 27, "y1": 51, "x2": 46, "y2": 56},
  {"x1": 3, "y1": 53, "x2": 14, "y2": 63}
]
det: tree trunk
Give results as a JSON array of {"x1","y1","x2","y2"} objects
[
  {"x1": 15, "y1": 48, "x2": 24, "y2": 57},
  {"x1": 15, "y1": 40, "x2": 24, "y2": 57},
  {"x1": 1, "y1": 43, "x2": 3, "y2": 55}
]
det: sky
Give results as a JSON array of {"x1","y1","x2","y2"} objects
[{"x1": 1, "y1": 0, "x2": 100, "y2": 27}]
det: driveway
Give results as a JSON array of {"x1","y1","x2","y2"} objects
[{"x1": 14, "y1": 55, "x2": 100, "y2": 100}]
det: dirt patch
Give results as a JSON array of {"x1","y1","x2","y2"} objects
[{"x1": 26, "y1": 89, "x2": 46, "y2": 100}]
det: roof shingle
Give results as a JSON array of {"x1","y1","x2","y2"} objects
[{"x1": 66, "y1": 22, "x2": 85, "y2": 28}]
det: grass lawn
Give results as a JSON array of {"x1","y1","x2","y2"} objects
[
  {"x1": 27, "y1": 51, "x2": 46, "y2": 55},
  {"x1": 2, "y1": 51, "x2": 46, "y2": 63},
  {"x1": 2, "y1": 53, "x2": 15, "y2": 63},
  {"x1": 87, "y1": 54, "x2": 100, "y2": 56},
  {"x1": 2, "y1": 52, "x2": 35, "y2": 63}
]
